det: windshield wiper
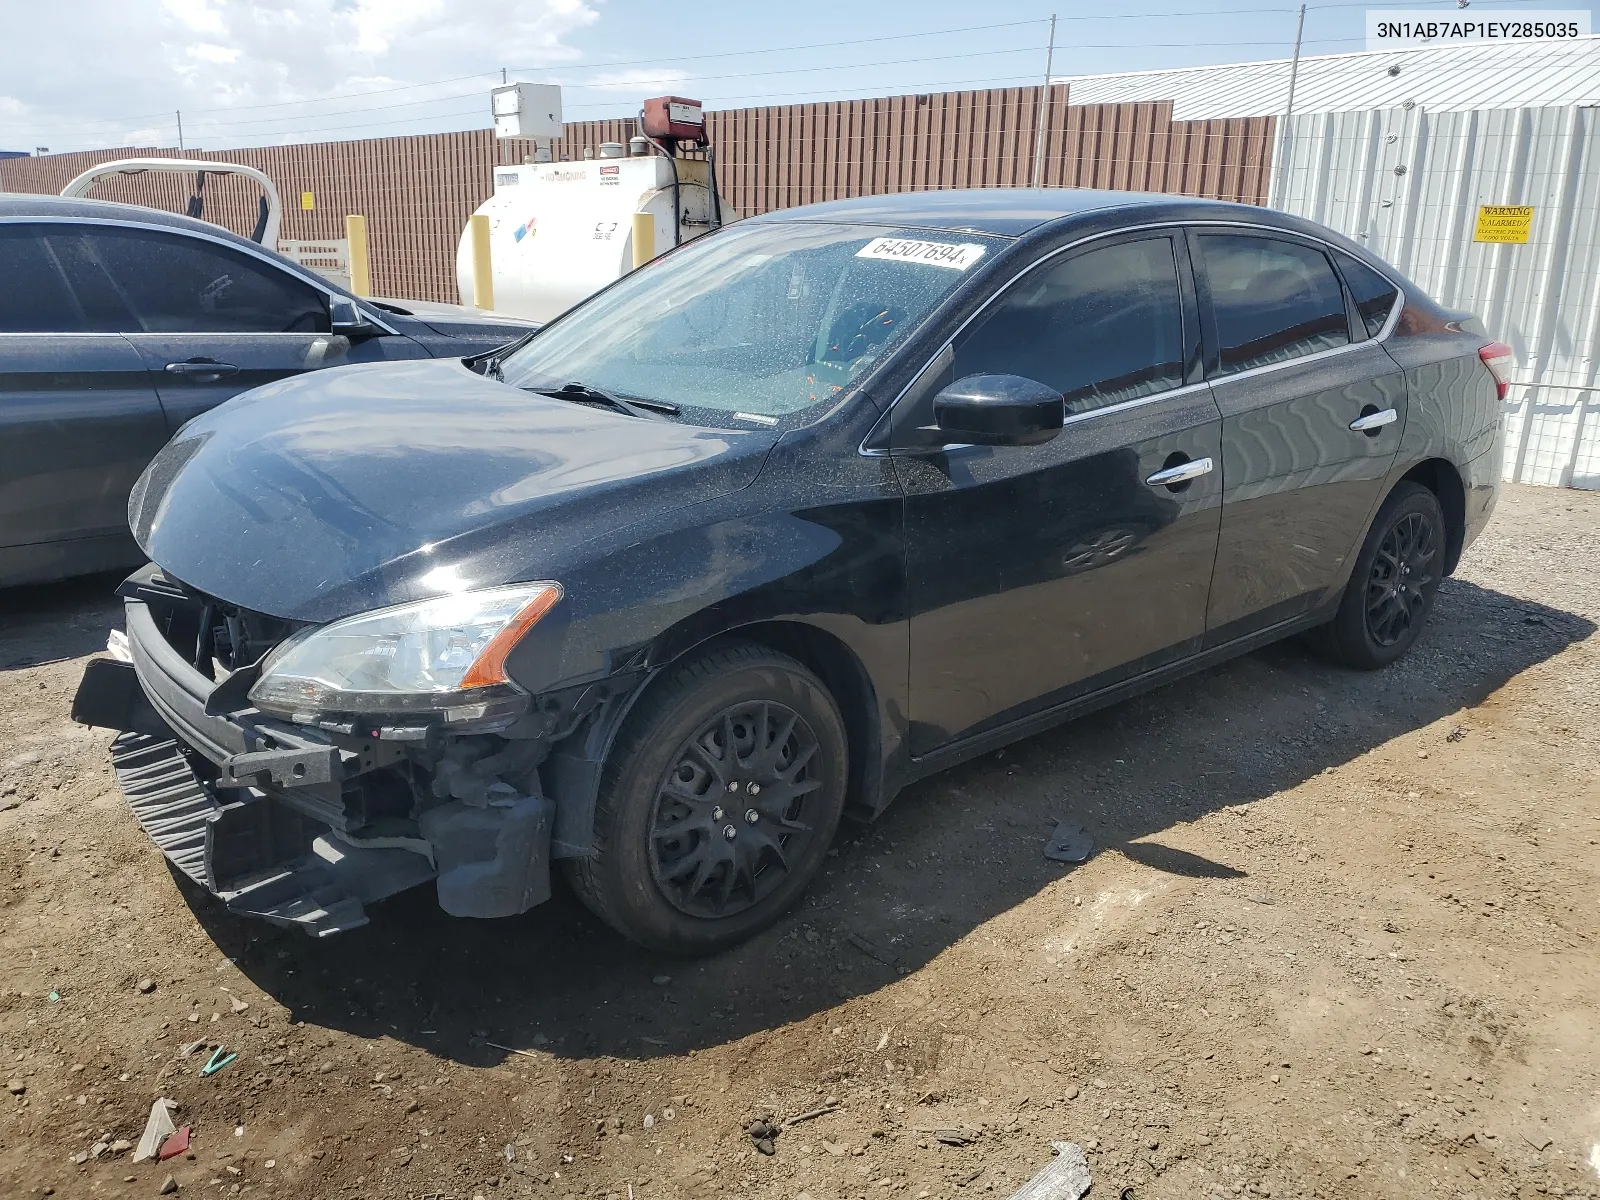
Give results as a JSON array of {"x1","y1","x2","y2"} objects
[{"x1": 531, "y1": 381, "x2": 680, "y2": 419}]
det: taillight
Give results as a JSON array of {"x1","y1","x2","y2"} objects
[{"x1": 1479, "y1": 342, "x2": 1513, "y2": 400}]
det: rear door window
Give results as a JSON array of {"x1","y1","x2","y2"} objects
[
  {"x1": 954, "y1": 235, "x2": 1187, "y2": 415},
  {"x1": 1334, "y1": 250, "x2": 1401, "y2": 339},
  {"x1": 0, "y1": 226, "x2": 84, "y2": 333},
  {"x1": 79, "y1": 227, "x2": 330, "y2": 334},
  {"x1": 1198, "y1": 234, "x2": 1349, "y2": 376}
]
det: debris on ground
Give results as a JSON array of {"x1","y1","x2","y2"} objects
[
  {"x1": 159, "y1": 1174, "x2": 178, "y2": 1195},
  {"x1": 784, "y1": 1102, "x2": 837, "y2": 1126},
  {"x1": 134, "y1": 1098, "x2": 179, "y2": 1163},
  {"x1": 1044, "y1": 823, "x2": 1094, "y2": 864},
  {"x1": 746, "y1": 1118, "x2": 778, "y2": 1155},
  {"x1": 137, "y1": 978, "x2": 156, "y2": 994},
  {"x1": 158, "y1": 1126, "x2": 190, "y2": 1161},
  {"x1": 200, "y1": 1047, "x2": 236, "y2": 1076},
  {"x1": 844, "y1": 931, "x2": 898, "y2": 967},
  {"x1": 1003, "y1": 1141, "x2": 1091, "y2": 1200}
]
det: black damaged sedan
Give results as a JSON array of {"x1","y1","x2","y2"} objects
[{"x1": 73, "y1": 189, "x2": 1507, "y2": 952}]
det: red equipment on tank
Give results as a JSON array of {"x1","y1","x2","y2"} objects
[{"x1": 640, "y1": 96, "x2": 706, "y2": 143}]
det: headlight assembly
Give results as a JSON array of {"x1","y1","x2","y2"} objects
[{"x1": 247, "y1": 582, "x2": 561, "y2": 722}]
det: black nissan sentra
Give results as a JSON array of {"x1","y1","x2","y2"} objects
[{"x1": 73, "y1": 189, "x2": 1507, "y2": 952}]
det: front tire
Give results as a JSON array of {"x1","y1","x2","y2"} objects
[
  {"x1": 1309, "y1": 481, "x2": 1445, "y2": 670},
  {"x1": 565, "y1": 642, "x2": 848, "y2": 954}
]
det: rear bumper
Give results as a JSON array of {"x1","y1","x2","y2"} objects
[{"x1": 72, "y1": 580, "x2": 555, "y2": 935}]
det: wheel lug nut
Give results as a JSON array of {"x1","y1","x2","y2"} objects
[
  {"x1": 711, "y1": 806, "x2": 724, "y2": 821},
  {"x1": 745, "y1": 808, "x2": 759, "y2": 824},
  {"x1": 722, "y1": 824, "x2": 737, "y2": 841},
  {"x1": 748, "y1": 783, "x2": 761, "y2": 796},
  {"x1": 727, "y1": 781, "x2": 740, "y2": 793}
]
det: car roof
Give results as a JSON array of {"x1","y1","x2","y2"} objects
[
  {"x1": 746, "y1": 187, "x2": 1290, "y2": 237},
  {"x1": 0, "y1": 192, "x2": 273, "y2": 252},
  {"x1": 0, "y1": 192, "x2": 376, "y2": 300}
]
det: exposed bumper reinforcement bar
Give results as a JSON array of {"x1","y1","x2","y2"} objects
[{"x1": 111, "y1": 732, "x2": 435, "y2": 936}]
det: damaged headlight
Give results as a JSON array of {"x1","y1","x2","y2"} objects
[{"x1": 248, "y1": 583, "x2": 561, "y2": 722}]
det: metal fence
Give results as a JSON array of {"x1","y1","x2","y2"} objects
[
  {"x1": 1273, "y1": 104, "x2": 1600, "y2": 489},
  {"x1": 0, "y1": 86, "x2": 1274, "y2": 303}
]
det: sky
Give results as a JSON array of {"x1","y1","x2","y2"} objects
[{"x1": 1, "y1": 0, "x2": 1594, "y2": 154}]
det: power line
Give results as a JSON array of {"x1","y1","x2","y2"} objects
[{"x1": 6, "y1": 0, "x2": 1586, "y2": 142}]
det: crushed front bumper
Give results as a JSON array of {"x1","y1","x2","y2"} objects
[
  {"x1": 72, "y1": 570, "x2": 555, "y2": 936},
  {"x1": 105, "y1": 730, "x2": 434, "y2": 936}
]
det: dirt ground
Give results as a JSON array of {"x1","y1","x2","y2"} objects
[{"x1": 2, "y1": 481, "x2": 1598, "y2": 1200}]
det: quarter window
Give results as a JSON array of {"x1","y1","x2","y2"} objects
[
  {"x1": 954, "y1": 236, "x2": 1186, "y2": 416},
  {"x1": 76, "y1": 227, "x2": 330, "y2": 334},
  {"x1": 0, "y1": 226, "x2": 83, "y2": 333},
  {"x1": 1199, "y1": 234, "x2": 1349, "y2": 376},
  {"x1": 1334, "y1": 250, "x2": 1400, "y2": 339}
]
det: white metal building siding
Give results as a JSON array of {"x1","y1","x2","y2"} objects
[
  {"x1": 1273, "y1": 105, "x2": 1600, "y2": 488},
  {"x1": 1057, "y1": 37, "x2": 1600, "y2": 121}
]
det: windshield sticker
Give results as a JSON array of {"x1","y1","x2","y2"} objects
[
  {"x1": 732, "y1": 411, "x2": 779, "y2": 426},
  {"x1": 855, "y1": 237, "x2": 986, "y2": 270}
]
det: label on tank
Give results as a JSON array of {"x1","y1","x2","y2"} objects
[{"x1": 855, "y1": 237, "x2": 986, "y2": 270}]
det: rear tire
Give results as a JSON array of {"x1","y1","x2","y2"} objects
[
  {"x1": 1308, "y1": 481, "x2": 1445, "y2": 670},
  {"x1": 564, "y1": 642, "x2": 848, "y2": 954}
]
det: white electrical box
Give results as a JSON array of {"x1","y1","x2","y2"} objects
[{"x1": 490, "y1": 83, "x2": 563, "y2": 140}]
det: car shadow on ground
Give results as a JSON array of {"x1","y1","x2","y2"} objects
[
  {"x1": 0, "y1": 574, "x2": 124, "y2": 670},
  {"x1": 186, "y1": 576, "x2": 1590, "y2": 1067}
]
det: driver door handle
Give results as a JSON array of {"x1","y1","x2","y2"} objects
[
  {"x1": 165, "y1": 359, "x2": 239, "y2": 379},
  {"x1": 1145, "y1": 456, "x2": 1214, "y2": 487},
  {"x1": 1349, "y1": 407, "x2": 1398, "y2": 432}
]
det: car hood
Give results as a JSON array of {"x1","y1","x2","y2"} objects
[
  {"x1": 371, "y1": 296, "x2": 537, "y2": 339},
  {"x1": 129, "y1": 359, "x2": 777, "y2": 623}
]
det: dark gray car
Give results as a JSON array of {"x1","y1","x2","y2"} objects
[{"x1": 0, "y1": 195, "x2": 536, "y2": 587}]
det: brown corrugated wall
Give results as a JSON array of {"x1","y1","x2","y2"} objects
[{"x1": 0, "y1": 87, "x2": 1274, "y2": 303}]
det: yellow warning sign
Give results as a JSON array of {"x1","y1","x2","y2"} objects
[
  {"x1": 1473, "y1": 204, "x2": 1534, "y2": 244},
  {"x1": 300, "y1": 191, "x2": 315, "y2": 211}
]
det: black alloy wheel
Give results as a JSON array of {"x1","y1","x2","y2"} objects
[
  {"x1": 649, "y1": 700, "x2": 823, "y2": 919},
  {"x1": 1364, "y1": 510, "x2": 1439, "y2": 647},
  {"x1": 565, "y1": 642, "x2": 848, "y2": 954},
  {"x1": 1307, "y1": 481, "x2": 1446, "y2": 670}
]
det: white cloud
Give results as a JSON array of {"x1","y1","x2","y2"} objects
[
  {"x1": 184, "y1": 43, "x2": 242, "y2": 65},
  {"x1": 0, "y1": 0, "x2": 601, "y2": 153}
]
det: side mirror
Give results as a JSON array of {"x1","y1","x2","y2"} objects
[
  {"x1": 933, "y1": 374, "x2": 1064, "y2": 446},
  {"x1": 329, "y1": 296, "x2": 383, "y2": 339}
]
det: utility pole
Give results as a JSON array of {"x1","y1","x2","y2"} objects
[
  {"x1": 1030, "y1": 13, "x2": 1057, "y2": 189},
  {"x1": 501, "y1": 67, "x2": 508, "y2": 84},
  {"x1": 177, "y1": 110, "x2": 185, "y2": 154},
  {"x1": 1272, "y1": 3, "x2": 1307, "y2": 207}
]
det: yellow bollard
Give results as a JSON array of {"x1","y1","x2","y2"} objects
[
  {"x1": 631, "y1": 211, "x2": 655, "y2": 270},
  {"x1": 344, "y1": 214, "x2": 371, "y2": 298},
  {"x1": 470, "y1": 214, "x2": 495, "y2": 310}
]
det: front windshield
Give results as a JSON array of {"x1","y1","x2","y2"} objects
[{"x1": 500, "y1": 221, "x2": 1007, "y2": 428}]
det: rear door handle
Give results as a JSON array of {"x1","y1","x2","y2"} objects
[
  {"x1": 165, "y1": 359, "x2": 239, "y2": 379},
  {"x1": 1145, "y1": 456, "x2": 1214, "y2": 487},
  {"x1": 1349, "y1": 407, "x2": 1398, "y2": 432}
]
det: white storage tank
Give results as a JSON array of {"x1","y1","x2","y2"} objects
[{"x1": 456, "y1": 155, "x2": 734, "y2": 323}]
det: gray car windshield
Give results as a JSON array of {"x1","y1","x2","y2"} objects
[{"x1": 499, "y1": 221, "x2": 1005, "y2": 427}]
